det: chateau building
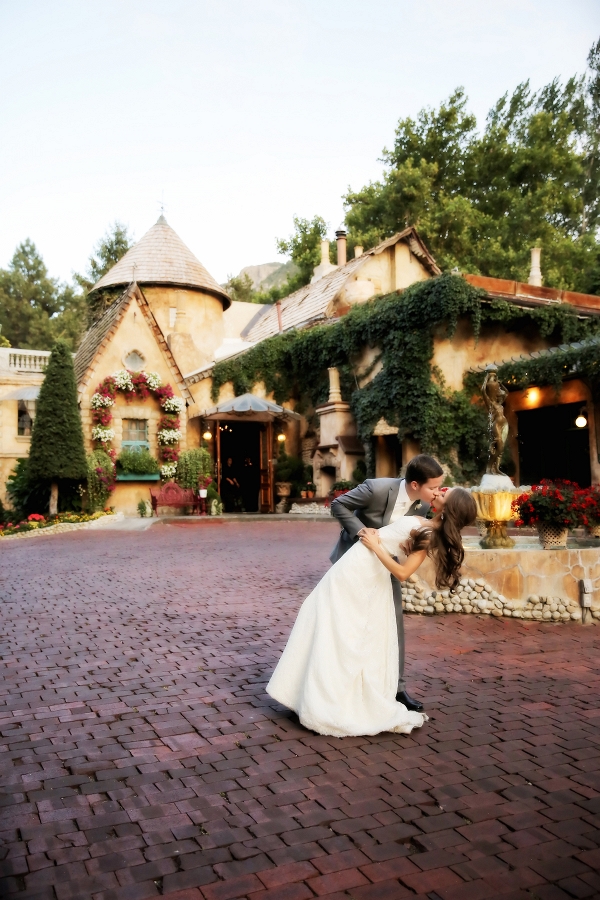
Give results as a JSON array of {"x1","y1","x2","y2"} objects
[{"x1": 1, "y1": 216, "x2": 600, "y2": 513}]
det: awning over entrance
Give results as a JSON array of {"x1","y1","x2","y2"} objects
[
  {"x1": 200, "y1": 393, "x2": 301, "y2": 422},
  {"x1": 1, "y1": 386, "x2": 40, "y2": 400}
]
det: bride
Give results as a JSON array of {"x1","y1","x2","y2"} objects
[{"x1": 267, "y1": 487, "x2": 477, "y2": 737}]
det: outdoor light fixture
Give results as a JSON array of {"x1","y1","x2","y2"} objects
[
  {"x1": 203, "y1": 429, "x2": 212, "y2": 441},
  {"x1": 277, "y1": 433, "x2": 286, "y2": 442},
  {"x1": 576, "y1": 413, "x2": 588, "y2": 428}
]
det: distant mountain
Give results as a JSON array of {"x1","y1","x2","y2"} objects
[{"x1": 239, "y1": 260, "x2": 298, "y2": 291}]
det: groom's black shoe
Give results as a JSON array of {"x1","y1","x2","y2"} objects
[{"x1": 396, "y1": 690, "x2": 424, "y2": 712}]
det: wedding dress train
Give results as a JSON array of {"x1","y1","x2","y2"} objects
[{"x1": 267, "y1": 516, "x2": 428, "y2": 737}]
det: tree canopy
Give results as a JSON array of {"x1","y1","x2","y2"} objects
[
  {"x1": 344, "y1": 38, "x2": 600, "y2": 294},
  {"x1": 0, "y1": 240, "x2": 86, "y2": 350},
  {"x1": 76, "y1": 222, "x2": 133, "y2": 322}
]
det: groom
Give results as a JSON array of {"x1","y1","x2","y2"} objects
[{"x1": 330, "y1": 454, "x2": 444, "y2": 711}]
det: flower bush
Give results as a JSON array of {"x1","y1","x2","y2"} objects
[
  {"x1": 512, "y1": 480, "x2": 581, "y2": 529},
  {"x1": 86, "y1": 449, "x2": 116, "y2": 510},
  {"x1": 91, "y1": 370, "x2": 186, "y2": 479},
  {"x1": 176, "y1": 448, "x2": 213, "y2": 490},
  {"x1": 0, "y1": 509, "x2": 114, "y2": 538},
  {"x1": 573, "y1": 484, "x2": 600, "y2": 528}
]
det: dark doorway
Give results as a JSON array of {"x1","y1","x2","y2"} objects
[
  {"x1": 517, "y1": 401, "x2": 591, "y2": 487},
  {"x1": 218, "y1": 422, "x2": 261, "y2": 512}
]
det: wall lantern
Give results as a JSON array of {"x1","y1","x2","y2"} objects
[
  {"x1": 203, "y1": 429, "x2": 213, "y2": 441},
  {"x1": 277, "y1": 432, "x2": 286, "y2": 443}
]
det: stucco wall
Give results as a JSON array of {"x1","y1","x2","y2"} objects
[{"x1": 143, "y1": 286, "x2": 224, "y2": 370}]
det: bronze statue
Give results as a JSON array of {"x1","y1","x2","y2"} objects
[{"x1": 482, "y1": 367, "x2": 509, "y2": 475}]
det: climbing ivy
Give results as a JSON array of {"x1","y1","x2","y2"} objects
[
  {"x1": 463, "y1": 337, "x2": 600, "y2": 397},
  {"x1": 212, "y1": 275, "x2": 600, "y2": 481}
]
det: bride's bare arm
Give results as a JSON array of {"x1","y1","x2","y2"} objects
[{"x1": 359, "y1": 530, "x2": 427, "y2": 581}]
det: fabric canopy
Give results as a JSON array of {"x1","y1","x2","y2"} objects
[
  {"x1": 1, "y1": 386, "x2": 40, "y2": 400},
  {"x1": 200, "y1": 392, "x2": 301, "y2": 422}
]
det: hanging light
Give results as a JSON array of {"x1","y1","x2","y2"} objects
[
  {"x1": 203, "y1": 429, "x2": 212, "y2": 441},
  {"x1": 575, "y1": 413, "x2": 588, "y2": 428},
  {"x1": 277, "y1": 432, "x2": 286, "y2": 443}
]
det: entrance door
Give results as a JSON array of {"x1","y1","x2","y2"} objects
[
  {"x1": 259, "y1": 422, "x2": 274, "y2": 513},
  {"x1": 517, "y1": 401, "x2": 591, "y2": 487},
  {"x1": 218, "y1": 421, "x2": 262, "y2": 512}
]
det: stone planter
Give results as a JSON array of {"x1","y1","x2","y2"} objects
[
  {"x1": 586, "y1": 523, "x2": 600, "y2": 538},
  {"x1": 537, "y1": 523, "x2": 569, "y2": 549},
  {"x1": 275, "y1": 481, "x2": 292, "y2": 497}
]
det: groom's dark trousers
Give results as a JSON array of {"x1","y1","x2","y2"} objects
[{"x1": 330, "y1": 478, "x2": 430, "y2": 694}]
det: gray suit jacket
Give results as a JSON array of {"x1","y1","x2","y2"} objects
[{"x1": 329, "y1": 478, "x2": 430, "y2": 563}]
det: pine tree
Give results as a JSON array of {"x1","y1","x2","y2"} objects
[{"x1": 28, "y1": 341, "x2": 87, "y2": 514}]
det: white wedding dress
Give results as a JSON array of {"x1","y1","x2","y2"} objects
[{"x1": 267, "y1": 516, "x2": 428, "y2": 737}]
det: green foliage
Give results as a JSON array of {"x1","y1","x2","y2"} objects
[
  {"x1": 5, "y1": 459, "x2": 44, "y2": 518},
  {"x1": 352, "y1": 459, "x2": 367, "y2": 483},
  {"x1": 175, "y1": 448, "x2": 213, "y2": 489},
  {"x1": 137, "y1": 499, "x2": 149, "y2": 517},
  {"x1": 86, "y1": 449, "x2": 115, "y2": 511},
  {"x1": 116, "y1": 448, "x2": 160, "y2": 475},
  {"x1": 28, "y1": 341, "x2": 87, "y2": 490},
  {"x1": 0, "y1": 240, "x2": 86, "y2": 350},
  {"x1": 344, "y1": 43, "x2": 600, "y2": 293},
  {"x1": 274, "y1": 449, "x2": 310, "y2": 488},
  {"x1": 224, "y1": 272, "x2": 259, "y2": 304},
  {"x1": 76, "y1": 222, "x2": 133, "y2": 322},
  {"x1": 463, "y1": 336, "x2": 600, "y2": 399},
  {"x1": 332, "y1": 481, "x2": 355, "y2": 492},
  {"x1": 213, "y1": 274, "x2": 600, "y2": 481}
]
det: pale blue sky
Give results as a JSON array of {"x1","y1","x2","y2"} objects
[{"x1": 1, "y1": 0, "x2": 599, "y2": 285}]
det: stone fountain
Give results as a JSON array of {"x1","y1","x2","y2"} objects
[{"x1": 470, "y1": 366, "x2": 520, "y2": 548}]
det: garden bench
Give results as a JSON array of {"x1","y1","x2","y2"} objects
[{"x1": 149, "y1": 483, "x2": 200, "y2": 516}]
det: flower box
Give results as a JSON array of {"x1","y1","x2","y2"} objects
[{"x1": 116, "y1": 473, "x2": 161, "y2": 481}]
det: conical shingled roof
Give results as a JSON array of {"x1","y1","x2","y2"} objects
[{"x1": 91, "y1": 216, "x2": 231, "y2": 309}]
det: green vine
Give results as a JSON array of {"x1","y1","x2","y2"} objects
[{"x1": 212, "y1": 275, "x2": 600, "y2": 481}]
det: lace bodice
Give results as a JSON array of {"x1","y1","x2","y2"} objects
[{"x1": 377, "y1": 515, "x2": 428, "y2": 557}]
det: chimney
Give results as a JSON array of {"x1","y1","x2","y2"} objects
[
  {"x1": 354, "y1": 245, "x2": 363, "y2": 258},
  {"x1": 528, "y1": 247, "x2": 542, "y2": 287},
  {"x1": 327, "y1": 367, "x2": 342, "y2": 403},
  {"x1": 310, "y1": 239, "x2": 338, "y2": 283},
  {"x1": 275, "y1": 300, "x2": 283, "y2": 333},
  {"x1": 336, "y1": 227, "x2": 347, "y2": 267}
]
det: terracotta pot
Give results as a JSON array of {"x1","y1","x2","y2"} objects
[
  {"x1": 537, "y1": 523, "x2": 569, "y2": 549},
  {"x1": 332, "y1": 489, "x2": 350, "y2": 499},
  {"x1": 307, "y1": 491, "x2": 315, "y2": 499},
  {"x1": 300, "y1": 490, "x2": 307, "y2": 499}
]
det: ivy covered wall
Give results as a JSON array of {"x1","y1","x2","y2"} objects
[{"x1": 212, "y1": 275, "x2": 600, "y2": 482}]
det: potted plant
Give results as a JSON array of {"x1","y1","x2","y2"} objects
[
  {"x1": 512, "y1": 479, "x2": 581, "y2": 549},
  {"x1": 116, "y1": 448, "x2": 161, "y2": 481},
  {"x1": 197, "y1": 473, "x2": 212, "y2": 498},
  {"x1": 331, "y1": 480, "x2": 355, "y2": 499},
  {"x1": 275, "y1": 450, "x2": 306, "y2": 497},
  {"x1": 306, "y1": 481, "x2": 316, "y2": 498}
]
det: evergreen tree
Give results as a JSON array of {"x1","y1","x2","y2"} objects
[
  {"x1": 28, "y1": 341, "x2": 87, "y2": 514},
  {"x1": 76, "y1": 222, "x2": 133, "y2": 323}
]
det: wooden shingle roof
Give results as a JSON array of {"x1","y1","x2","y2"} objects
[
  {"x1": 91, "y1": 216, "x2": 231, "y2": 310},
  {"x1": 242, "y1": 228, "x2": 440, "y2": 343}
]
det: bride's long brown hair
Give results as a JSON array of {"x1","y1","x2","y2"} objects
[{"x1": 407, "y1": 488, "x2": 477, "y2": 592}]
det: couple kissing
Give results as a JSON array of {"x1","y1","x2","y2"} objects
[{"x1": 267, "y1": 455, "x2": 477, "y2": 737}]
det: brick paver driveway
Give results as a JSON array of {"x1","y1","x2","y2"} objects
[{"x1": 1, "y1": 519, "x2": 600, "y2": 900}]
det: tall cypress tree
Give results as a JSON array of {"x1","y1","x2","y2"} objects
[{"x1": 28, "y1": 341, "x2": 87, "y2": 514}]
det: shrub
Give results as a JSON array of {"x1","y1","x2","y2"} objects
[
  {"x1": 86, "y1": 449, "x2": 115, "y2": 511},
  {"x1": 352, "y1": 459, "x2": 367, "y2": 483},
  {"x1": 207, "y1": 483, "x2": 223, "y2": 515},
  {"x1": 513, "y1": 480, "x2": 581, "y2": 529},
  {"x1": 176, "y1": 448, "x2": 212, "y2": 489},
  {"x1": 116, "y1": 448, "x2": 160, "y2": 475}
]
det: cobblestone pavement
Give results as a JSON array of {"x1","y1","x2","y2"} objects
[{"x1": 1, "y1": 520, "x2": 600, "y2": 900}]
